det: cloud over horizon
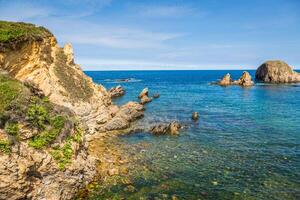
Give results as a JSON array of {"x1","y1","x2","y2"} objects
[{"x1": 0, "y1": 0, "x2": 299, "y2": 70}]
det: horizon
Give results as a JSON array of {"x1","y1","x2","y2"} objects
[{"x1": 1, "y1": 0, "x2": 299, "y2": 70}]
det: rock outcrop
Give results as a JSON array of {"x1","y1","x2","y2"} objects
[
  {"x1": 255, "y1": 60, "x2": 300, "y2": 83},
  {"x1": 150, "y1": 121, "x2": 181, "y2": 135},
  {"x1": 138, "y1": 88, "x2": 152, "y2": 105},
  {"x1": 218, "y1": 71, "x2": 254, "y2": 87},
  {"x1": 109, "y1": 85, "x2": 125, "y2": 98},
  {"x1": 218, "y1": 73, "x2": 232, "y2": 86}
]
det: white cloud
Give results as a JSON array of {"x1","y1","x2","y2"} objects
[
  {"x1": 45, "y1": 19, "x2": 184, "y2": 49},
  {"x1": 139, "y1": 5, "x2": 195, "y2": 18},
  {"x1": 0, "y1": 0, "x2": 51, "y2": 21}
]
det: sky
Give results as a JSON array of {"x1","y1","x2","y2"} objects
[{"x1": 0, "y1": 0, "x2": 300, "y2": 70}]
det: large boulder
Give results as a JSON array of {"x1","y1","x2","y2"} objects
[{"x1": 255, "y1": 60, "x2": 300, "y2": 83}]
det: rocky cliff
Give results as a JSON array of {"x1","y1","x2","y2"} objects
[{"x1": 0, "y1": 21, "x2": 143, "y2": 199}]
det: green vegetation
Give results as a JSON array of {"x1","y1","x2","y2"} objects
[
  {"x1": 0, "y1": 139, "x2": 11, "y2": 153},
  {"x1": 4, "y1": 122, "x2": 19, "y2": 136},
  {"x1": 0, "y1": 21, "x2": 51, "y2": 42},
  {"x1": 50, "y1": 140, "x2": 73, "y2": 170},
  {"x1": 0, "y1": 73, "x2": 84, "y2": 169},
  {"x1": 0, "y1": 74, "x2": 22, "y2": 113},
  {"x1": 28, "y1": 115, "x2": 66, "y2": 149},
  {"x1": 27, "y1": 104, "x2": 50, "y2": 130}
]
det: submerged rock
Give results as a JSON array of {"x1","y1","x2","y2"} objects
[
  {"x1": 192, "y1": 112, "x2": 199, "y2": 121},
  {"x1": 150, "y1": 121, "x2": 181, "y2": 135},
  {"x1": 109, "y1": 85, "x2": 125, "y2": 98},
  {"x1": 153, "y1": 93, "x2": 160, "y2": 99},
  {"x1": 255, "y1": 60, "x2": 300, "y2": 83}
]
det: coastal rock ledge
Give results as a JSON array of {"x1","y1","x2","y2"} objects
[{"x1": 255, "y1": 60, "x2": 300, "y2": 83}]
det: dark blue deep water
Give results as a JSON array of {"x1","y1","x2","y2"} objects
[{"x1": 85, "y1": 70, "x2": 300, "y2": 200}]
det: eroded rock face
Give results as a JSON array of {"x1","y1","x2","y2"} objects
[
  {"x1": 255, "y1": 60, "x2": 300, "y2": 83},
  {"x1": 150, "y1": 121, "x2": 181, "y2": 136},
  {"x1": 218, "y1": 71, "x2": 254, "y2": 87},
  {"x1": 109, "y1": 85, "x2": 125, "y2": 98},
  {"x1": 0, "y1": 134, "x2": 96, "y2": 200}
]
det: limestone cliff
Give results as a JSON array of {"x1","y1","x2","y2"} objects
[
  {"x1": 0, "y1": 21, "x2": 142, "y2": 134},
  {"x1": 0, "y1": 21, "x2": 144, "y2": 200}
]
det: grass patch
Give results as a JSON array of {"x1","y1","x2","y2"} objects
[
  {"x1": 0, "y1": 74, "x2": 22, "y2": 113},
  {"x1": 0, "y1": 21, "x2": 51, "y2": 42},
  {"x1": 50, "y1": 140, "x2": 73, "y2": 170},
  {"x1": 0, "y1": 139, "x2": 11, "y2": 154}
]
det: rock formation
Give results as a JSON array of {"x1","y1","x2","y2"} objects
[
  {"x1": 109, "y1": 85, "x2": 125, "y2": 98},
  {"x1": 192, "y1": 112, "x2": 199, "y2": 121},
  {"x1": 218, "y1": 73, "x2": 232, "y2": 86},
  {"x1": 138, "y1": 88, "x2": 152, "y2": 104},
  {"x1": 150, "y1": 121, "x2": 181, "y2": 135},
  {"x1": 218, "y1": 71, "x2": 254, "y2": 87},
  {"x1": 255, "y1": 60, "x2": 300, "y2": 83},
  {"x1": 0, "y1": 21, "x2": 144, "y2": 200}
]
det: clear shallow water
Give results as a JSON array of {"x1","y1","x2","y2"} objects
[{"x1": 85, "y1": 70, "x2": 300, "y2": 200}]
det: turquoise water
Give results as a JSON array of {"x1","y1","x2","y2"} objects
[{"x1": 85, "y1": 70, "x2": 300, "y2": 200}]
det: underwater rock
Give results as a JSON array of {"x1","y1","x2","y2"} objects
[
  {"x1": 255, "y1": 60, "x2": 300, "y2": 83},
  {"x1": 150, "y1": 121, "x2": 181, "y2": 135},
  {"x1": 109, "y1": 85, "x2": 125, "y2": 98},
  {"x1": 153, "y1": 93, "x2": 160, "y2": 98}
]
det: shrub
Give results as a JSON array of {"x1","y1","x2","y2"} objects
[
  {"x1": 27, "y1": 104, "x2": 49, "y2": 129},
  {"x1": 0, "y1": 139, "x2": 10, "y2": 153},
  {"x1": 28, "y1": 115, "x2": 66, "y2": 149},
  {"x1": 4, "y1": 122, "x2": 19, "y2": 136}
]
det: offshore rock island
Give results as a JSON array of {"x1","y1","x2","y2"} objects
[{"x1": 0, "y1": 21, "x2": 145, "y2": 199}]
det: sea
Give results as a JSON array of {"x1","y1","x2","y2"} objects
[{"x1": 84, "y1": 70, "x2": 300, "y2": 200}]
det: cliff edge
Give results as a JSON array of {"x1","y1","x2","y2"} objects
[{"x1": 0, "y1": 21, "x2": 143, "y2": 199}]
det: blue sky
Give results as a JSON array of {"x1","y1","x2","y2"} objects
[{"x1": 0, "y1": 0, "x2": 300, "y2": 70}]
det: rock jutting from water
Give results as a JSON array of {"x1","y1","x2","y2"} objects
[
  {"x1": 150, "y1": 121, "x2": 181, "y2": 135},
  {"x1": 255, "y1": 60, "x2": 300, "y2": 83},
  {"x1": 192, "y1": 112, "x2": 199, "y2": 121},
  {"x1": 138, "y1": 88, "x2": 152, "y2": 104},
  {"x1": 109, "y1": 85, "x2": 125, "y2": 98},
  {"x1": 218, "y1": 71, "x2": 254, "y2": 87}
]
